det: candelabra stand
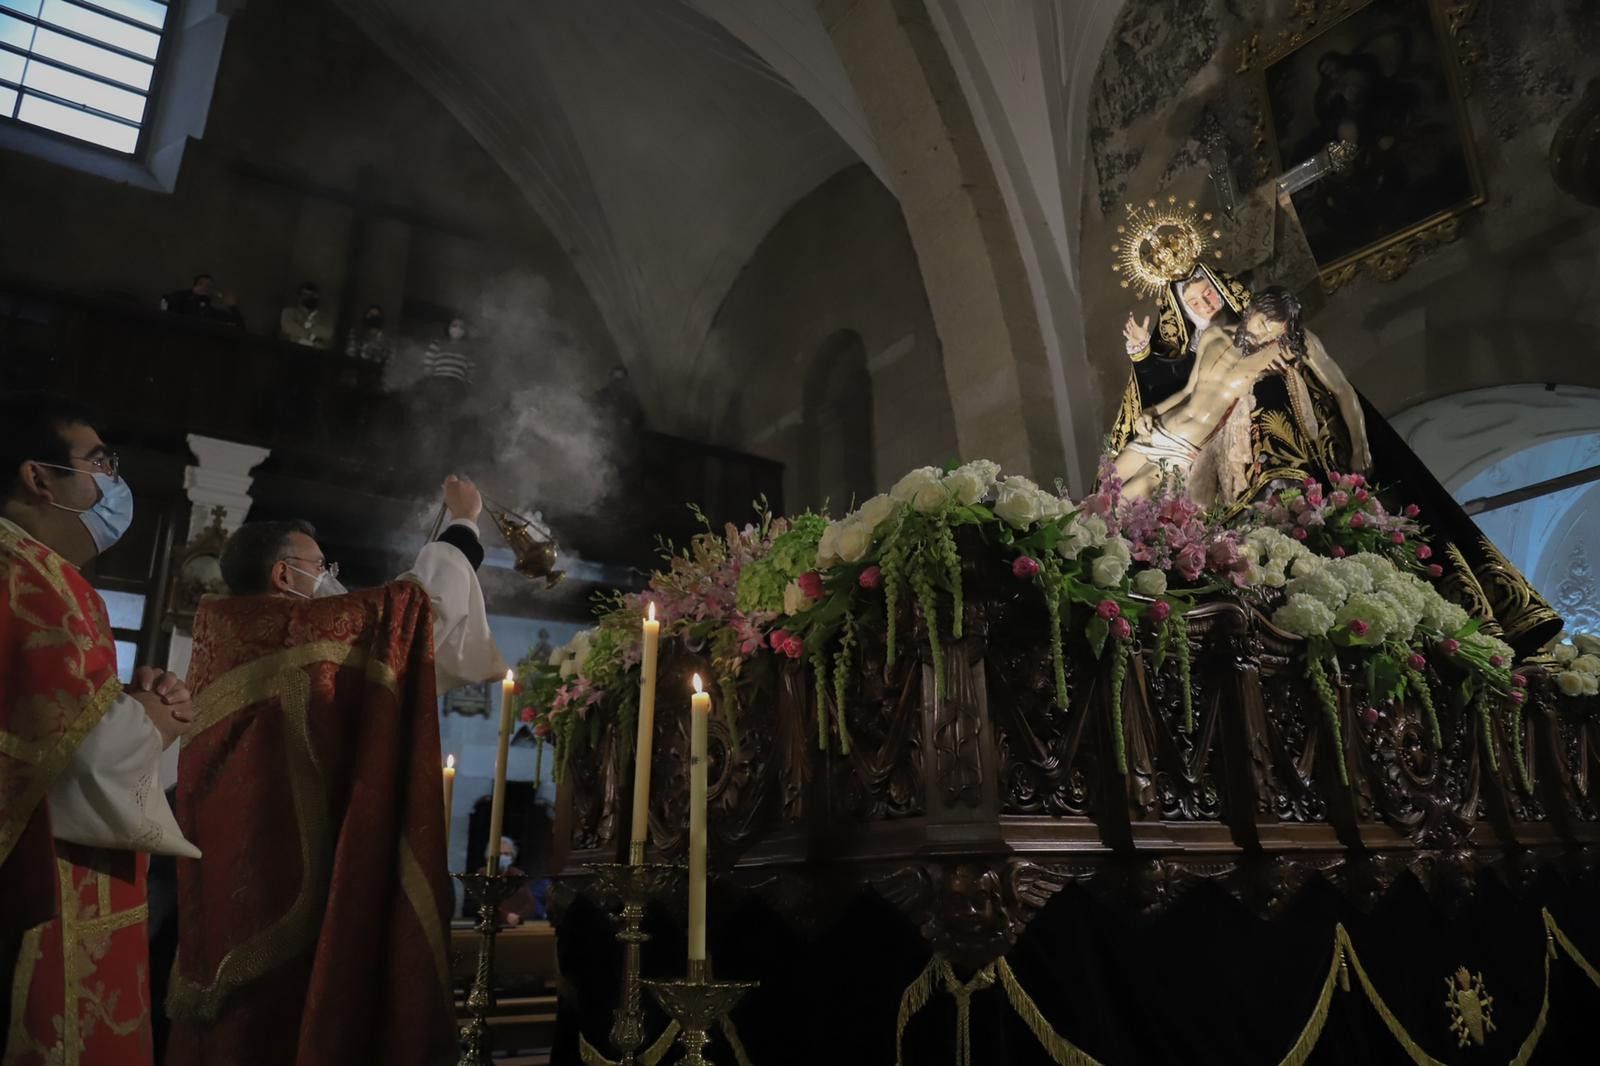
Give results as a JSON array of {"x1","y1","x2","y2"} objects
[
  {"x1": 583, "y1": 859, "x2": 683, "y2": 1065},
  {"x1": 454, "y1": 869, "x2": 527, "y2": 1066},
  {"x1": 644, "y1": 959, "x2": 758, "y2": 1066}
]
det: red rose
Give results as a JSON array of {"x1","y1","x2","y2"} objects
[
  {"x1": 1149, "y1": 600, "x2": 1172, "y2": 624},
  {"x1": 1096, "y1": 599, "x2": 1121, "y2": 621},
  {"x1": 1110, "y1": 617, "x2": 1132, "y2": 641},
  {"x1": 858, "y1": 565, "x2": 882, "y2": 590},
  {"x1": 770, "y1": 628, "x2": 805, "y2": 659},
  {"x1": 797, "y1": 570, "x2": 824, "y2": 600},
  {"x1": 1012, "y1": 555, "x2": 1042, "y2": 580}
]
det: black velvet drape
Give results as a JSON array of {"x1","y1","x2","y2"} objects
[{"x1": 553, "y1": 866, "x2": 1600, "y2": 1065}]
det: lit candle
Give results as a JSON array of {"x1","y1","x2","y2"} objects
[
  {"x1": 442, "y1": 754, "x2": 456, "y2": 833},
  {"x1": 629, "y1": 602, "x2": 661, "y2": 863},
  {"x1": 688, "y1": 673, "x2": 710, "y2": 963},
  {"x1": 486, "y1": 670, "x2": 515, "y2": 875}
]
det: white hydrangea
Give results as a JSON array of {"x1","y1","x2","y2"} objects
[
  {"x1": 1285, "y1": 564, "x2": 1348, "y2": 609},
  {"x1": 1335, "y1": 591, "x2": 1403, "y2": 643},
  {"x1": 1420, "y1": 595, "x2": 1470, "y2": 636},
  {"x1": 1464, "y1": 631, "x2": 1515, "y2": 666},
  {"x1": 1574, "y1": 634, "x2": 1600, "y2": 657},
  {"x1": 1273, "y1": 594, "x2": 1337, "y2": 637}
]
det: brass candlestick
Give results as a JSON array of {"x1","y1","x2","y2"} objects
[
  {"x1": 581, "y1": 860, "x2": 683, "y2": 1066},
  {"x1": 454, "y1": 869, "x2": 527, "y2": 1066},
  {"x1": 645, "y1": 960, "x2": 757, "y2": 1066}
]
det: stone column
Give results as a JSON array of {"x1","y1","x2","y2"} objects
[
  {"x1": 162, "y1": 434, "x2": 269, "y2": 786},
  {"x1": 815, "y1": 0, "x2": 1067, "y2": 480}
]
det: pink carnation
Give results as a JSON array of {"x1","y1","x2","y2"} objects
[
  {"x1": 1096, "y1": 599, "x2": 1121, "y2": 621},
  {"x1": 1439, "y1": 638, "x2": 1460, "y2": 657},
  {"x1": 1110, "y1": 617, "x2": 1132, "y2": 640},
  {"x1": 1149, "y1": 600, "x2": 1172, "y2": 624},
  {"x1": 858, "y1": 565, "x2": 882, "y2": 590},
  {"x1": 769, "y1": 629, "x2": 805, "y2": 660},
  {"x1": 1330, "y1": 490, "x2": 1349, "y2": 508}
]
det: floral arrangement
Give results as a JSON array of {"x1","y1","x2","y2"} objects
[{"x1": 511, "y1": 455, "x2": 1586, "y2": 791}]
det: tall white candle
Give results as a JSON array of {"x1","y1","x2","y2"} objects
[
  {"x1": 442, "y1": 753, "x2": 456, "y2": 835},
  {"x1": 486, "y1": 670, "x2": 515, "y2": 875},
  {"x1": 688, "y1": 674, "x2": 710, "y2": 962},
  {"x1": 629, "y1": 603, "x2": 661, "y2": 863}
]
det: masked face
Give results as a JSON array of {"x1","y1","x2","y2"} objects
[
  {"x1": 447, "y1": 319, "x2": 466, "y2": 341},
  {"x1": 34, "y1": 432, "x2": 133, "y2": 556},
  {"x1": 284, "y1": 564, "x2": 346, "y2": 599},
  {"x1": 300, "y1": 290, "x2": 320, "y2": 312},
  {"x1": 48, "y1": 471, "x2": 134, "y2": 554},
  {"x1": 364, "y1": 312, "x2": 384, "y2": 332}
]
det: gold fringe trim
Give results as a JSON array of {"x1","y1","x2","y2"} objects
[
  {"x1": 579, "y1": 1021, "x2": 680, "y2": 1066},
  {"x1": 893, "y1": 909, "x2": 1600, "y2": 1066}
]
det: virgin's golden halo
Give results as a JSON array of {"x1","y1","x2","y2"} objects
[{"x1": 1109, "y1": 198, "x2": 1224, "y2": 297}]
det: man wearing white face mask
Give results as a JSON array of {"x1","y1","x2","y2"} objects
[
  {"x1": 167, "y1": 476, "x2": 506, "y2": 1066},
  {"x1": 1, "y1": 393, "x2": 200, "y2": 1066}
]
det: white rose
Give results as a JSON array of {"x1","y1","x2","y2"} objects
[
  {"x1": 953, "y1": 459, "x2": 1001, "y2": 489},
  {"x1": 1553, "y1": 642, "x2": 1579, "y2": 665},
  {"x1": 1132, "y1": 568, "x2": 1168, "y2": 598},
  {"x1": 1078, "y1": 513, "x2": 1109, "y2": 547},
  {"x1": 890, "y1": 466, "x2": 943, "y2": 505},
  {"x1": 835, "y1": 520, "x2": 873, "y2": 563},
  {"x1": 1035, "y1": 493, "x2": 1071, "y2": 523},
  {"x1": 548, "y1": 647, "x2": 567, "y2": 667},
  {"x1": 1091, "y1": 554, "x2": 1129, "y2": 588},
  {"x1": 942, "y1": 469, "x2": 989, "y2": 506},
  {"x1": 570, "y1": 631, "x2": 593, "y2": 662},
  {"x1": 993, "y1": 477, "x2": 1044, "y2": 529},
  {"x1": 1574, "y1": 634, "x2": 1600, "y2": 657},
  {"x1": 783, "y1": 580, "x2": 808, "y2": 615},
  {"x1": 912, "y1": 480, "x2": 952, "y2": 513},
  {"x1": 855, "y1": 493, "x2": 898, "y2": 532},
  {"x1": 1557, "y1": 671, "x2": 1587, "y2": 697},
  {"x1": 1575, "y1": 655, "x2": 1600, "y2": 677},
  {"x1": 1057, "y1": 523, "x2": 1092, "y2": 561},
  {"x1": 1100, "y1": 536, "x2": 1133, "y2": 565},
  {"x1": 815, "y1": 522, "x2": 842, "y2": 568},
  {"x1": 558, "y1": 657, "x2": 579, "y2": 679},
  {"x1": 1586, "y1": 674, "x2": 1600, "y2": 697}
]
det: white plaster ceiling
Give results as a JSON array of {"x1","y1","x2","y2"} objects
[{"x1": 331, "y1": 0, "x2": 861, "y2": 434}]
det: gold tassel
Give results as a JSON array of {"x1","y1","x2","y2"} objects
[
  {"x1": 1272, "y1": 937, "x2": 1344, "y2": 1066},
  {"x1": 995, "y1": 957, "x2": 1107, "y2": 1066},
  {"x1": 895, "y1": 957, "x2": 939, "y2": 1066}
]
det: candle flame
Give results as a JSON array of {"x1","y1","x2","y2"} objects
[
  {"x1": 505, "y1": 669, "x2": 515, "y2": 684},
  {"x1": 647, "y1": 601, "x2": 656, "y2": 622},
  {"x1": 445, "y1": 754, "x2": 455, "y2": 770},
  {"x1": 692, "y1": 673, "x2": 704, "y2": 694}
]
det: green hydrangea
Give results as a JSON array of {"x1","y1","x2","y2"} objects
[{"x1": 735, "y1": 512, "x2": 827, "y2": 614}]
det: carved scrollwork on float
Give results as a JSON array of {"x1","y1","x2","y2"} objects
[{"x1": 833, "y1": 651, "x2": 924, "y2": 821}]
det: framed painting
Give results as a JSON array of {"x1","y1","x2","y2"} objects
[{"x1": 1250, "y1": 0, "x2": 1484, "y2": 283}]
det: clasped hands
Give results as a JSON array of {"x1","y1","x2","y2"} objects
[{"x1": 127, "y1": 665, "x2": 192, "y2": 749}]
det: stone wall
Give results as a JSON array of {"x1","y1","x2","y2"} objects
[
  {"x1": 1081, "y1": 0, "x2": 1600, "y2": 433},
  {"x1": 703, "y1": 164, "x2": 958, "y2": 511}
]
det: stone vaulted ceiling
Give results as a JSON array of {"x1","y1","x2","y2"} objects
[{"x1": 331, "y1": 0, "x2": 870, "y2": 435}]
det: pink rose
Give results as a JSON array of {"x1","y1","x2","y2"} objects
[
  {"x1": 1440, "y1": 638, "x2": 1460, "y2": 657},
  {"x1": 1408, "y1": 653, "x2": 1427, "y2": 672},
  {"x1": 1416, "y1": 544, "x2": 1433, "y2": 561},
  {"x1": 1110, "y1": 617, "x2": 1132, "y2": 641},
  {"x1": 770, "y1": 629, "x2": 805, "y2": 659},
  {"x1": 1012, "y1": 556, "x2": 1041, "y2": 580},
  {"x1": 519, "y1": 706, "x2": 536, "y2": 724},
  {"x1": 797, "y1": 571, "x2": 824, "y2": 600},
  {"x1": 1330, "y1": 546, "x2": 1347, "y2": 558},
  {"x1": 1175, "y1": 543, "x2": 1206, "y2": 582},
  {"x1": 1390, "y1": 531, "x2": 1405, "y2": 545},
  {"x1": 1427, "y1": 563, "x2": 1444, "y2": 579},
  {"x1": 1349, "y1": 513, "x2": 1366, "y2": 529},
  {"x1": 1307, "y1": 486, "x2": 1324, "y2": 508},
  {"x1": 1096, "y1": 599, "x2": 1121, "y2": 621},
  {"x1": 1348, "y1": 619, "x2": 1370, "y2": 637},
  {"x1": 858, "y1": 565, "x2": 882, "y2": 590},
  {"x1": 1350, "y1": 473, "x2": 1367, "y2": 487},
  {"x1": 1404, "y1": 504, "x2": 1421, "y2": 518},
  {"x1": 1149, "y1": 600, "x2": 1172, "y2": 624},
  {"x1": 1302, "y1": 477, "x2": 1318, "y2": 490}
]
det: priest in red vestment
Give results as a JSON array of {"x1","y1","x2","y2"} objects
[
  {"x1": 167, "y1": 478, "x2": 506, "y2": 1066},
  {"x1": 2, "y1": 394, "x2": 199, "y2": 1066}
]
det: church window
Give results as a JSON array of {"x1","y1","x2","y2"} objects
[{"x1": 0, "y1": 0, "x2": 169, "y2": 153}]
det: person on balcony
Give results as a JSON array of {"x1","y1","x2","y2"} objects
[
  {"x1": 279, "y1": 282, "x2": 334, "y2": 349},
  {"x1": 160, "y1": 273, "x2": 244, "y2": 328}
]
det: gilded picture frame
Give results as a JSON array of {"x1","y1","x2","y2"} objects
[{"x1": 1239, "y1": 0, "x2": 1485, "y2": 289}]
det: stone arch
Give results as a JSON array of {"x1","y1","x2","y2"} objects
[{"x1": 800, "y1": 329, "x2": 875, "y2": 512}]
